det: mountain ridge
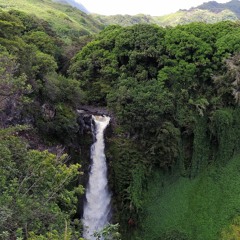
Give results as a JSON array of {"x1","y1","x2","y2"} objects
[
  {"x1": 195, "y1": 0, "x2": 240, "y2": 17},
  {"x1": 91, "y1": 0, "x2": 240, "y2": 27}
]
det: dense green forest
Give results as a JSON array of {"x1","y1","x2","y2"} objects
[
  {"x1": 69, "y1": 21, "x2": 240, "y2": 239},
  {"x1": 0, "y1": 5, "x2": 87, "y2": 239},
  {"x1": 2, "y1": 0, "x2": 240, "y2": 239}
]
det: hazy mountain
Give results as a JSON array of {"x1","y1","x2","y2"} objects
[
  {"x1": 92, "y1": 14, "x2": 156, "y2": 27},
  {"x1": 91, "y1": 0, "x2": 240, "y2": 27},
  {"x1": 53, "y1": 0, "x2": 89, "y2": 13},
  {"x1": 196, "y1": 0, "x2": 240, "y2": 17}
]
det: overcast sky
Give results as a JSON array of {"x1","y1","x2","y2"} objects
[{"x1": 76, "y1": 0, "x2": 230, "y2": 16}]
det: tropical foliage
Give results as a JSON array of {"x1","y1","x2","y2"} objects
[
  {"x1": 70, "y1": 21, "x2": 240, "y2": 239},
  {"x1": 0, "y1": 5, "x2": 86, "y2": 239},
  {"x1": 3, "y1": 1, "x2": 240, "y2": 239},
  {"x1": 0, "y1": 126, "x2": 83, "y2": 239}
]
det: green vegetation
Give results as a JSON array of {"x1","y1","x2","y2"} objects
[
  {"x1": 3, "y1": 1, "x2": 240, "y2": 239},
  {"x1": 0, "y1": 126, "x2": 83, "y2": 239},
  {"x1": 0, "y1": 0, "x2": 103, "y2": 43},
  {"x1": 69, "y1": 21, "x2": 240, "y2": 238},
  {"x1": 139, "y1": 153, "x2": 240, "y2": 240},
  {"x1": 0, "y1": 5, "x2": 86, "y2": 239},
  {"x1": 93, "y1": 223, "x2": 121, "y2": 240}
]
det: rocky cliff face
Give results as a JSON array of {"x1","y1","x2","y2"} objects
[{"x1": 77, "y1": 106, "x2": 114, "y2": 136}]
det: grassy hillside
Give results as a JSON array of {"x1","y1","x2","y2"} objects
[
  {"x1": 0, "y1": 0, "x2": 103, "y2": 43},
  {"x1": 139, "y1": 154, "x2": 240, "y2": 240}
]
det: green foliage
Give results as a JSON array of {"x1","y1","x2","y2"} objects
[
  {"x1": 0, "y1": 10, "x2": 86, "y2": 237},
  {"x1": 36, "y1": 103, "x2": 79, "y2": 143},
  {"x1": 216, "y1": 28, "x2": 240, "y2": 57},
  {"x1": 0, "y1": 45, "x2": 31, "y2": 113},
  {"x1": 3, "y1": 3, "x2": 240, "y2": 239},
  {"x1": 191, "y1": 116, "x2": 210, "y2": 177},
  {"x1": 8, "y1": 9, "x2": 46, "y2": 33},
  {"x1": 0, "y1": 5, "x2": 86, "y2": 145},
  {"x1": 0, "y1": 10, "x2": 24, "y2": 39},
  {"x1": 43, "y1": 74, "x2": 85, "y2": 107},
  {"x1": 70, "y1": 22, "x2": 240, "y2": 238},
  {"x1": 107, "y1": 134, "x2": 147, "y2": 229},
  {"x1": 221, "y1": 216, "x2": 240, "y2": 240},
  {"x1": 93, "y1": 223, "x2": 121, "y2": 240},
  {"x1": 214, "y1": 53, "x2": 240, "y2": 105},
  {"x1": 108, "y1": 78, "x2": 174, "y2": 137},
  {"x1": 128, "y1": 166, "x2": 145, "y2": 210},
  {"x1": 23, "y1": 30, "x2": 57, "y2": 55},
  {"x1": 0, "y1": 127, "x2": 83, "y2": 239},
  {"x1": 28, "y1": 220, "x2": 84, "y2": 240},
  {"x1": 32, "y1": 51, "x2": 57, "y2": 79},
  {"x1": 158, "y1": 230, "x2": 190, "y2": 240},
  {"x1": 164, "y1": 28, "x2": 212, "y2": 64},
  {"x1": 211, "y1": 109, "x2": 235, "y2": 163},
  {"x1": 70, "y1": 25, "x2": 122, "y2": 104},
  {"x1": 0, "y1": 0, "x2": 103, "y2": 43},
  {"x1": 140, "y1": 154, "x2": 240, "y2": 240}
]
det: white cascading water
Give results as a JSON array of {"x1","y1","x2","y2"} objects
[{"x1": 82, "y1": 115, "x2": 111, "y2": 240}]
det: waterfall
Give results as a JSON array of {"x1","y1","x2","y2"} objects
[{"x1": 82, "y1": 115, "x2": 111, "y2": 240}]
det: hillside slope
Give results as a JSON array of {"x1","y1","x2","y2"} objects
[
  {"x1": 0, "y1": 0, "x2": 103, "y2": 42},
  {"x1": 140, "y1": 154, "x2": 240, "y2": 240}
]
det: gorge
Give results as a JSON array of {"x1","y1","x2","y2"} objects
[{"x1": 2, "y1": 1, "x2": 240, "y2": 239}]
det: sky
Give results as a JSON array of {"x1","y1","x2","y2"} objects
[{"x1": 76, "y1": 0, "x2": 230, "y2": 16}]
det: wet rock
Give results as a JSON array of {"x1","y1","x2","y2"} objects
[
  {"x1": 76, "y1": 105, "x2": 115, "y2": 133},
  {"x1": 41, "y1": 103, "x2": 56, "y2": 120}
]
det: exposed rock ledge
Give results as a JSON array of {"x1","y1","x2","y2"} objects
[
  {"x1": 77, "y1": 105, "x2": 112, "y2": 117},
  {"x1": 76, "y1": 106, "x2": 115, "y2": 135}
]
